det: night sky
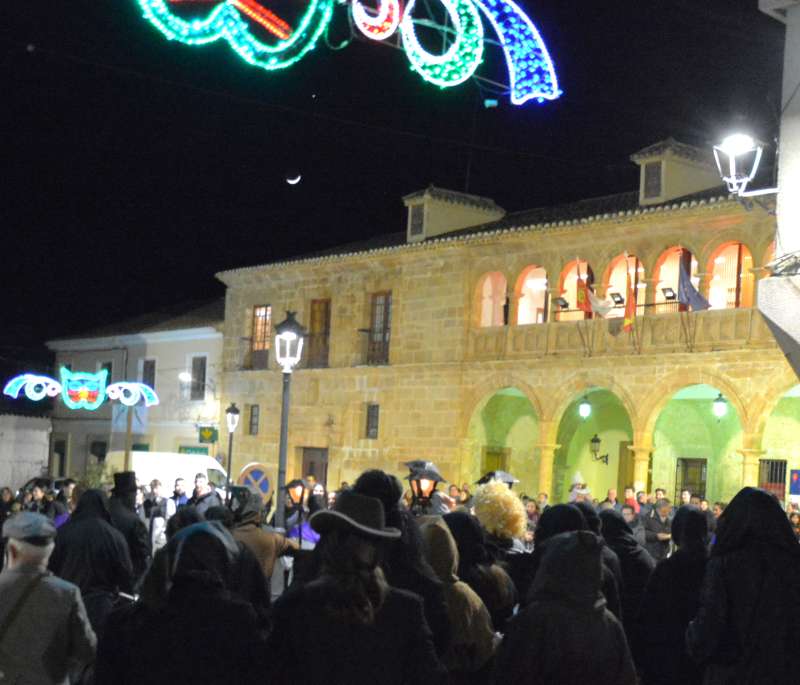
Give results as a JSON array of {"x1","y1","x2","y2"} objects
[{"x1": 1, "y1": 1, "x2": 784, "y2": 351}]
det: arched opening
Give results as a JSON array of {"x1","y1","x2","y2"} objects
[
  {"x1": 515, "y1": 265, "x2": 548, "y2": 325},
  {"x1": 761, "y1": 384, "x2": 800, "y2": 503},
  {"x1": 557, "y1": 259, "x2": 594, "y2": 322},
  {"x1": 604, "y1": 254, "x2": 646, "y2": 319},
  {"x1": 552, "y1": 388, "x2": 634, "y2": 503},
  {"x1": 652, "y1": 384, "x2": 743, "y2": 504},
  {"x1": 653, "y1": 246, "x2": 698, "y2": 314},
  {"x1": 706, "y1": 242, "x2": 754, "y2": 309},
  {"x1": 466, "y1": 387, "x2": 540, "y2": 494},
  {"x1": 476, "y1": 272, "x2": 508, "y2": 328}
]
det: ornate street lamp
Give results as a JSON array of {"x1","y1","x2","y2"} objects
[
  {"x1": 712, "y1": 392, "x2": 728, "y2": 420},
  {"x1": 713, "y1": 133, "x2": 777, "y2": 198},
  {"x1": 405, "y1": 460, "x2": 445, "y2": 513},
  {"x1": 275, "y1": 311, "x2": 307, "y2": 531},
  {"x1": 578, "y1": 396, "x2": 592, "y2": 419},
  {"x1": 224, "y1": 402, "x2": 240, "y2": 503},
  {"x1": 589, "y1": 434, "x2": 608, "y2": 465}
]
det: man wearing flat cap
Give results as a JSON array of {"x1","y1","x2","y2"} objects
[{"x1": 0, "y1": 512, "x2": 96, "y2": 684}]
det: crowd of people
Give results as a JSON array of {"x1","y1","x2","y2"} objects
[{"x1": 1, "y1": 469, "x2": 799, "y2": 684}]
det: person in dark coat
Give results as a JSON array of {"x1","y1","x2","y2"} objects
[
  {"x1": 687, "y1": 487, "x2": 800, "y2": 684},
  {"x1": 598, "y1": 508, "x2": 655, "y2": 657},
  {"x1": 643, "y1": 499, "x2": 672, "y2": 562},
  {"x1": 107, "y1": 472, "x2": 150, "y2": 582},
  {"x1": 188, "y1": 472, "x2": 223, "y2": 517},
  {"x1": 622, "y1": 504, "x2": 646, "y2": 546},
  {"x1": 94, "y1": 521, "x2": 268, "y2": 684},
  {"x1": 443, "y1": 511, "x2": 517, "y2": 633},
  {"x1": 266, "y1": 490, "x2": 447, "y2": 684},
  {"x1": 48, "y1": 489, "x2": 134, "y2": 638},
  {"x1": 354, "y1": 469, "x2": 451, "y2": 656},
  {"x1": 522, "y1": 504, "x2": 622, "y2": 622},
  {"x1": 638, "y1": 505, "x2": 708, "y2": 685},
  {"x1": 494, "y1": 531, "x2": 636, "y2": 685},
  {"x1": 575, "y1": 501, "x2": 625, "y2": 600}
]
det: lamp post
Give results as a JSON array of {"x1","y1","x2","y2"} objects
[
  {"x1": 225, "y1": 403, "x2": 240, "y2": 503},
  {"x1": 274, "y1": 311, "x2": 307, "y2": 531}
]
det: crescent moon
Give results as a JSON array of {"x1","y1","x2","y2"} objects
[{"x1": 287, "y1": 175, "x2": 302, "y2": 185}]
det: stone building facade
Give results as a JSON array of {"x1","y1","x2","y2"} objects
[{"x1": 217, "y1": 141, "x2": 799, "y2": 505}]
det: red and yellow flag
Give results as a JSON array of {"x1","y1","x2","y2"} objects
[
  {"x1": 623, "y1": 267, "x2": 636, "y2": 332},
  {"x1": 576, "y1": 261, "x2": 593, "y2": 313}
]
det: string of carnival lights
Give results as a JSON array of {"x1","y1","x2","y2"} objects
[{"x1": 134, "y1": 0, "x2": 561, "y2": 105}]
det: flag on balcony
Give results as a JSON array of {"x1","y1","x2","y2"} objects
[
  {"x1": 575, "y1": 263, "x2": 593, "y2": 314},
  {"x1": 623, "y1": 269, "x2": 636, "y2": 332},
  {"x1": 678, "y1": 261, "x2": 710, "y2": 311},
  {"x1": 588, "y1": 290, "x2": 615, "y2": 317}
]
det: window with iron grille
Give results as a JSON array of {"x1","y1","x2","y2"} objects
[
  {"x1": 190, "y1": 356, "x2": 206, "y2": 401},
  {"x1": 248, "y1": 404, "x2": 260, "y2": 436},
  {"x1": 409, "y1": 205, "x2": 424, "y2": 236},
  {"x1": 142, "y1": 359, "x2": 156, "y2": 390},
  {"x1": 674, "y1": 458, "x2": 707, "y2": 501},
  {"x1": 759, "y1": 459, "x2": 787, "y2": 501},
  {"x1": 251, "y1": 305, "x2": 272, "y2": 369},
  {"x1": 644, "y1": 161, "x2": 662, "y2": 199},
  {"x1": 368, "y1": 292, "x2": 392, "y2": 365},
  {"x1": 366, "y1": 404, "x2": 380, "y2": 439}
]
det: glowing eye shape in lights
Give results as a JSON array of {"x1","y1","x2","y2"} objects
[
  {"x1": 106, "y1": 382, "x2": 161, "y2": 407},
  {"x1": 400, "y1": 0, "x2": 484, "y2": 88},
  {"x1": 3, "y1": 369, "x2": 159, "y2": 411},
  {"x1": 352, "y1": 0, "x2": 402, "y2": 41},
  {"x1": 137, "y1": 0, "x2": 334, "y2": 71},
  {"x1": 3, "y1": 374, "x2": 62, "y2": 402}
]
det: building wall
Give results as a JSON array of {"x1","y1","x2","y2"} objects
[
  {"x1": 48, "y1": 328, "x2": 223, "y2": 476},
  {"x1": 0, "y1": 415, "x2": 51, "y2": 490},
  {"x1": 218, "y1": 197, "x2": 797, "y2": 501}
]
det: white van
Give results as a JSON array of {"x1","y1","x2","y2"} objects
[{"x1": 104, "y1": 450, "x2": 229, "y2": 495}]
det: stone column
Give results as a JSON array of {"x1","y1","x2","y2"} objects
[
  {"x1": 628, "y1": 444, "x2": 653, "y2": 493},
  {"x1": 739, "y1": 448, "x2": 765, "y2": 488},
  {"x1": 536, "y1": 443, "x2": 560, "y2": 497}
]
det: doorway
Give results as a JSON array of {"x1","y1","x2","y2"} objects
[
  {"x1": 675, "y1": 458, "x2": 707, "y2": 500},
  {"x1": 302, "y1": 448, "x2": 329, "y2": 488},
  {"x1": 481, "y1": 447, "x2": 510, "y2": 474}
]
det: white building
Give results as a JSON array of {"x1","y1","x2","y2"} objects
[
  {"x1": 45, "y1": 300, "x2": 224, "y2": 476},
  {"x1": 0, "y1": 414, "x2": 51, "y2": 490}
]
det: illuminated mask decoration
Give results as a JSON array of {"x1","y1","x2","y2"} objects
[
  {"x1": 135, "y1": 0, "x2": 560, "y2": 106},
  {"x1": 3, "y1": 367, "x2": 160, "y2": 412}
]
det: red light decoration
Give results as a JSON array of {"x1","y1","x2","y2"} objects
[
  {"x1": 352, "y1": 0, "x2": 402, "y2": 41},
  {"x1": 167, "y1": 0, "x2": 291, "y2": 41}
]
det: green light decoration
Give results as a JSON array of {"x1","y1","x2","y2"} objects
[
  {"x1": 400, "y1": 0, "x2": 484, "y2": 88},
  {"x1": 136, "y1": 0, "x2": 334, "y2": 71}
]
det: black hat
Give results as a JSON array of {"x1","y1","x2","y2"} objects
[
  {"x1": 310, "y1": 490, "x2": 400, "y2": 540},
  {"x1": 404, "y1": 461, "x2": 446, "y2": 484},
  {"x1": 112, "y1": 471, "x2": 138, "y2": 494}
]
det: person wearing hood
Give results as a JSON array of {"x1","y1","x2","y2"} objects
[
  {"x1": 687, "y1": 487, "x2": 800, "y2": 684},
  {"x1": 494, "y1": 531, "x2": 636, "y2": 684},
  {"x1": 48, "y1": 489, "x2": 134, "y2": 638},
  {"x1": 598, "y1": 508, "x2": 655, "y2": 657},
  {"x1": 232, "y1": 489, "x2": 297, "y2": 580},
  {"x1": 443, "y1": 511, "x2": 517, "y2": 634},
  {"x1": 107, "y1": 472, "x2": 151, "y2": 583},
  {"x1": 521, "y1": 504, "x2": 622, "y2": 622},
  {"x1": 95, "y1": 521, "x2": 268, "y2": 683},
  {"x1": 420, "y1": 518, "x2": 495, "y2": 680},
  {"x1": 574, "y1": 501, "x2": 625, "y2": 602},
  {"x1": 354, "y1": 470, "x2": 451, "y2": 657},
  {"x1": 638, "y1": 505, "x2": 707, "y2": 685},
  {"x1": 266, "y1": 490, "x2": 446, "y2": 684}
]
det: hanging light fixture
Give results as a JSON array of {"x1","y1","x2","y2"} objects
[
  {"x1": 712, "y1": 392, "x2": 728, "y2": 419},
  {"x1": 578, "y1": 396, "x2": 592, "y2": 419}
]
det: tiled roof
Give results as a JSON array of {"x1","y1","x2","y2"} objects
[
  {"x1": 402, "y1": 185, "x2": 503, "y2": 212},
  {"x1": 50, "y1": 298, "x2": 225, "y2": 342},
  {"x1": 630, "y1": 137, "x2": 712, "y2": 164},
  {"x1": 216, "y1": 187, "x2": 738, "y2": 277}
]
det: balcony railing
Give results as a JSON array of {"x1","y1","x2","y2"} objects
[{"x1": 467, "y1": 307, "x2": 774, "y2": 361}]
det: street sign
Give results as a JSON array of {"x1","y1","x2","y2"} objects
[
  {"x1": 238, "y1": 463, "x2": 272, "y2": 503},
  {"x1": 198, "y1": 426, "x2": 218, "y2": 444}
]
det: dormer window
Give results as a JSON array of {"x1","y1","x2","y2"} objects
[{"x1": 644, "y1": 161, "x2": 662, "y2": 199}]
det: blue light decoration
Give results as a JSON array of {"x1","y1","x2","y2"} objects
[
  {"x1": 3, "y1": 368, "x2": 160, "y2": 412},
  {"x1": 134, "y1": 0, "x2": 561, "y2": 106}
]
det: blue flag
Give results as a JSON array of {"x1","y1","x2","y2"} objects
[{"x1": 678, "y1": 261, "x2": 710, "y2": 311}]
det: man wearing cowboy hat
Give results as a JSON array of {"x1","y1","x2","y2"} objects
[
  {"x1": 108, "y1": 472, "x2": 151, "y2": 582},
  {"x1": 0, "y1": 512, "x2": 96, "y2": 684}
]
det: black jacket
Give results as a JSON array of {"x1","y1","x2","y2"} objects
[
  {"x1": 189, "y1": 489, "x2": 223, "y2": 517},
  {"x1": 108, "y1": 495, "x2": 151, "y2": 582},
  {"x1": 494, "y1": 531, "x2": 636, "y2": 684},
  {"x1": 687, "y1": 488, "x2": 800, "y2": 684},
  {"x1": 267, "y1": 582, "x2": 446, "y2": 684},
  {"x1": 637, "y1": 506, "x2": 708, "y2": 685},
  {"x1": 643, "y1": 511, "x2": 671, "y2": 561}
]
